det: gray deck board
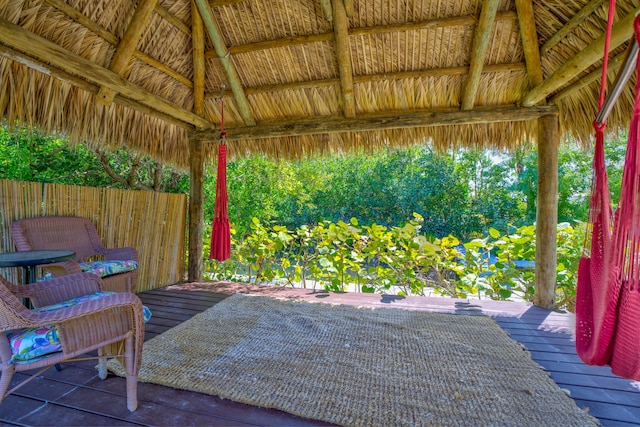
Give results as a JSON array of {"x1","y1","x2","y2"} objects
[{"x1": 1, "y1": 281, "x2": 639, "y2": 426}]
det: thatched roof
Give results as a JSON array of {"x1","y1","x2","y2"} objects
[{"x1": 0, "y1": 0, "x2": 638, "y2": 167}]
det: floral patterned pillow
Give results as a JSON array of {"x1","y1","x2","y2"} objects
[
  {"x1": 6, "y1": 291, "x2": 151, "y2": 364},
  {"x1": 79, "y1": 260, "x2": 138, "y2": 277}
]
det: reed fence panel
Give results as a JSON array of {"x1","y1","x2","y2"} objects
[{"x1": 0, "y1": 179, "x2": 186, "y2": 292}]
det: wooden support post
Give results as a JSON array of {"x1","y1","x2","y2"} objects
[
  {"x1": 535, "y1": 114, "x2": 559, "y2": 309},
  {"x1": 188, "y1": 136, "x2": 204, "y2": 282},
  {"x1": 187, "y1": 2, "x2": 206, "y2": 283}
]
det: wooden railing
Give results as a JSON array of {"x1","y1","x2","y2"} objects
[{"x1": 0, "y1": 179, "x2": 186, "y2": 292}]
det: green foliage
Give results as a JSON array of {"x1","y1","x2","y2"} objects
[
  {"x1": 0, "y1": 124, "x2": 189, "y2": 193},
  {"x1": 206, "y1": 216, "x2": 584, "y2": 308}
]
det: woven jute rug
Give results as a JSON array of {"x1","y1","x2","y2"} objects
[{"x1": 108, "y1": 294, "x2": 598, "y2": 426}]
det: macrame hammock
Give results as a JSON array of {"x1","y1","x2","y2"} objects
[
  {"x1": 209, "y1": 96, "x2": 231, "y2": 261},
  {"x1": 575, "y1": 2, "x2": 640, "y2": 380}
]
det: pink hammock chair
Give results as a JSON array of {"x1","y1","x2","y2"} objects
[
  {"x1": 575, "y1": 6, "x2": 640, "y2": 380},
  {"x1": 209, "y1": 96, "x2": 231, "y2": 262}
]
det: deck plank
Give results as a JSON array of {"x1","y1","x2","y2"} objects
[{"x1": 1, "y1": 281, "x2": 639, "y2": 426}]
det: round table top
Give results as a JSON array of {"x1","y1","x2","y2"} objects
[{"x1": 0, "y1": 250, "x2": 76, "y2": 267}]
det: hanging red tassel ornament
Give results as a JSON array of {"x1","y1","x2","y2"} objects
[{"x1": 209, "y1": 98, "x2": 231, "y2": 261}]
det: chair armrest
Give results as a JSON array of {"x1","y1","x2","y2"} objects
[
  {"x1": 103, "y1": 247, "x2": 138, "y2": 262},
  {"x1": 20, "y1": 292, "x2": 143, "y2": 328},
  {"x1": 11, "y1": 273, "x2": 103, "y2": 307}
]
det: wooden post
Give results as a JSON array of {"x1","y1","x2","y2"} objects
[
  {"x1": 535, "y1": 114, "x2": 559, "y2": 308},
  {"x1": 188, "y1": 137, "x2": 204, "y2": 282}
]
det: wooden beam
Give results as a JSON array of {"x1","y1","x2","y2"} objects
[
  {"x1": 332, "y1": 0, "x2": 356, "y2": 118},
  {"x1": 136, "y1": 50, "x2": 193, "y2": 88},
  {"x1": 521, "y1": 8, "x2": 640, "y2": 107},
  {"x1": 194, "y1": 0, "x2": 256, "y2": 125},
  {"x1": 320, "y1": 0, "x2": 333, "y2": 22},
  {"x1": 97, "y1": 0, "x2": 159, "y2": 105},
  {"x1": 461, "y1": 0, "x2": 500, "y2": 110},
  {"x1": 192, "y1": 1, "x2": 206, "y2": 116},
  {"x1": 154, "y1": 4, "x2": 190, "y2": 34},
  {"x1": 515, "y1": 0, "x2": 543, "y2": 87},
  {"x1": 351, "y1": 11, "x2": 516, "y2": 37},
  {"x1": 541, "y1": 0, "x2": 606, "y2": 55},
  {"x1": 0, "y1": 43, "x2": 193, "y2": 129},
  {"x1": 212, "y1": 11, "x2": 517, "y2": 57},
  {"x1": 45, "y1": 0, "x2": 192, "y2": 88},
  {"x1": 0, "y1": 18, "x2": 213, "y2": 129},
  {"x1": 549, "y1": 50, "x2": 626, "y2": 104},
  {"x1": 217, "y1": 62, "x2": 525, "y2": 99},
  {"x1": 223, "y1": 33, "x2": 334, "y2": 56},
  {"x1": 209, "y1": 0, "x2": 246, "y2": 6},
  {"x1": 534, "y1": 114, "x2": 559, "y2": 309},
  {"x1": 343, "y1": 0, "x2": 353, "y2": 18},
  {"x1": 191, "y1": 105, "x2": 557, "y2": 142}
]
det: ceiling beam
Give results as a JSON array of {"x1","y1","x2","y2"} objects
[
  {"x1": 540, "y1": 0, "x2": 606, "y2": 55},
  {"x1": 213, "y1": 62, "x2": 525, "y2": 99},
  {"x1": 461, "y1": 0, "x2": 500, "y2": 110},
  {"x1": 320, "y1": 0, "x2": 333, "y2": 22},
  {"x1": 192, "y1": 1, "x2": 205, "y2": 117},
  {"x1": 194, "y1": 0, "x2": 255, "y2": 125},
  {"x1": 549, "y1": 48, "x2": 627, "y2": 104},
  {"x1": 332, "y1": 0, "x2": 356, "y2": 118},
  {"x1": 0, "y1": 17, "x2": 212, "y2": 129},
  {"x1": 343, "y1": 0, "x2": 354, "y2": 18},
  {"x1": 515, "y1": 0, "x2": 543, "y2": 88},
  {"x1": 209, "y1": 0, "x2": 246, "y2": 6},
  {"x1": 97, "y1": 0, "x2": 159, "y2": 105},
  {"x1": 191, "y1": 105, "x2": 557, "y2": 142},
  {"x1": 0, "y1": 44, "x2": 192, "y2": 129},
  {"x1": 522, "y1": 8, "x2": 639, "y2": 107},
  {"x1": 44, "y1": 0, "x2": 192, "y2": 88},
  {"x1": 206, "y1": 11, "x2": 517, "y2": 58},
  {"x1": 154, "y1": 4, "x2": 190, "y2": 34},
  {"x1": 351, "y1": 11, "x2": 516, "y2": 37}
]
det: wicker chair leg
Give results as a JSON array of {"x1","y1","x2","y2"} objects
[
  {"x1": 124, "y1": 335, "x2": 138, "y2": 412},
  {"x1": 0, "y1": 364, "x2": 14, "y2": 402},
  {"x1": 97, "y1": 347, "x2": 107, "y2": 380}
]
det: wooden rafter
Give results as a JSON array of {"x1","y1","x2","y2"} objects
[
  {"x1": 192, "y1": 1, "x2": 205, "y2": 117},
  {"x1": 0, "y1": 18, "x2": 212, "y2": 129},
  {"x1": 549, "y1": 50, "x2": 627, "y2": 104},
  {"x1": 44, "y1": 0, "x2": 192, "y2": 88},
  {"x1": 154, "y1": 4, "x2": 190, "y2": 34},
  {"x1": 515, "y1": 0, "x2": 543, "y2": 88},
  {"x1": 207, "y1": 11, "x2": 517, "y2": 58},
  {"x1": 461, "y1": 0, "x2": 500, "y2": 110},
  {"x1": 320, "y1": 0, "x2": 333, "y2": 21},
  {"x1": 0, "y1": 44, "x2": 192, "y2": 129},
  {"x1": 204, "y1": 62, "x2": 526, "y2": 99},
  {"x1": 332, "y1": 0, "x2": 356, "y2": 118},
  {"x1": 541, "y1": 0, "x2": 606, "y2": 55},
  {"x1": 191, "y1": 105, "x2": 557, "y2": 142},
  {"x1": 193, "y1": 0, "x2": 255, "y2": 125},
  {"x1": 97, "y1": 0, "x2": 159, "y2": 105},
  {"x1": 344, "y1": 0, "x2": 354, "y2": 18},
  {"x1": 209, "y1": 0, "x2": 245, "y2": 6},
  {"x1": 522, "y1": 8, "x2": 639, "y2": 107}
]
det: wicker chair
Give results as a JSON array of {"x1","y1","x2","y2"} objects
[
  {"x1": 0, "y1": 272, "x2": 144, "y2": 411},
  {"x1": 10, "y1": 216, "x2": 138, "y2": 293}
]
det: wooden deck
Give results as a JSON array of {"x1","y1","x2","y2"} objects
[{"x1": 2, "y1": 281, "x2": 640, "y2": 426}]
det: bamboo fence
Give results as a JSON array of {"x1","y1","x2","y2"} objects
[{"x1": 0, "y1": 179, "x2": 186, "y2": 292}]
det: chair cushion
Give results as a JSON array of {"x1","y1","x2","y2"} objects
[
  {"x1": 6, "y1": 291, "x2": 151, "y2": 363},
  {"x1": 79, "y1": 260, "x2": 138, "y2": 277}
]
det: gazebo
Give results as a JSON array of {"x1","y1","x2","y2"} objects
[{"x1": 1, "y1": 0, "x2": 638, "y2": 308}]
